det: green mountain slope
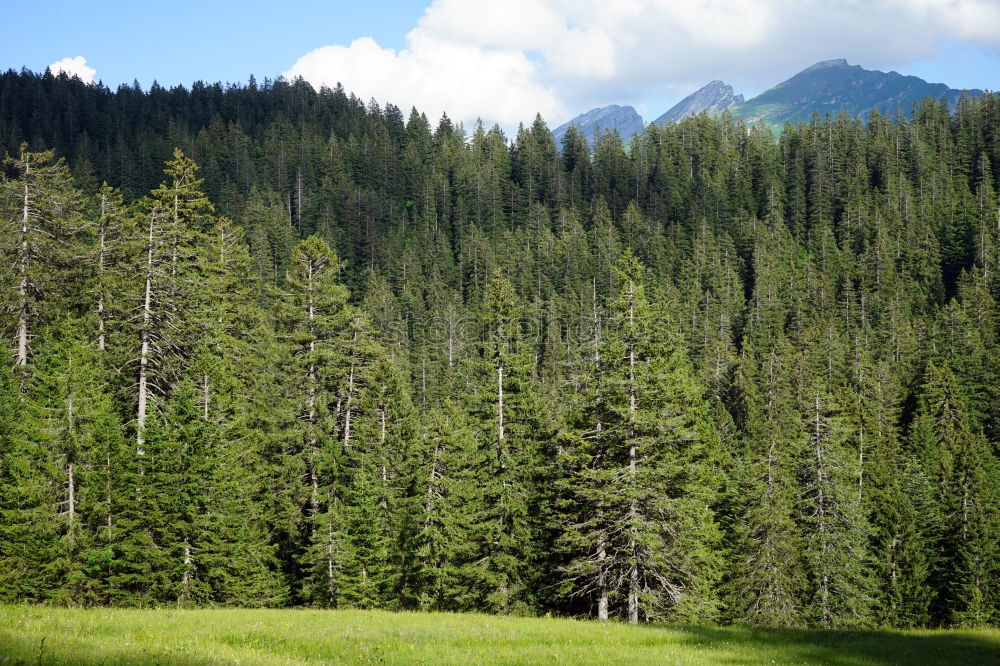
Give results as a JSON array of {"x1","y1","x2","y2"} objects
[{"x1": 729, "y1": 59, "x2": 984, "y2": 127}]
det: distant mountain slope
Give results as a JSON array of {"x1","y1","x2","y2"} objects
[
  {"x1": 551, "y1": 104, "x2": 645, "y2": 148},
  {"x1": 555, "y1": 60, "x2": 984, "y2": 151},
  {"x1": 729, "y1": 59, "x2": 983, "y2": 126},
  {"x1": 653, "y1": 80, "x2": 744, "y2": 125}
]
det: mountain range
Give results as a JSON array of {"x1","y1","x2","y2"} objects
[{"x1": 553, "y1": 59, "x2": 985, "y2": 146}]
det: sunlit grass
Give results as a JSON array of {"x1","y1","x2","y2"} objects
[{"x1": 1, "y1": 605, "x2": 998, "y2": 665}]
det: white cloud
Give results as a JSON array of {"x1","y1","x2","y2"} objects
[
  {"x1": 48, "y1": 56, "x2": 96, "y2": 84},
  {"x1": 891, "y1": 0, "x2": 1000, "y2": 44},
  {"x1": 285, "y1": 0, "x2": 1000, "y2": 129},
  {"x1": 284, "y1": 34, "x2": 565, "y2": 131}
]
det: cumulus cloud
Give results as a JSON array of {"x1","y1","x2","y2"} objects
[
  {"x1": 892, "y1": 0, "x2": 1000, "y2": 44},
  {"x1": 48, "y1": 56, "x2": 96, "y2": 84},
  {"x1": 285, "y1": 0, "x2": 1000, "y2": 129},
  {"x1": 284, "y1": 32, "x2": 566, "y2": 131}
]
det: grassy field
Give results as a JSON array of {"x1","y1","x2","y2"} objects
[{"x1": 1, "y1": 606, "x2": 998, "y2": 665}]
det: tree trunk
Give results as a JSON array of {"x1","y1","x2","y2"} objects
[
  {"x1": 497, "y1": 364, "x2": 505, "y2": 445},
  {"x1": 447, "y1": 315, "x2": 454, "y2": 368},
  {"x1": 202, "y1": 374, "x2": 210, "y2": 421},
  {"x1": 593, "y1": 278, "x2": 609, "y2": 621},
  {"x1": 171, "y1": 193, "x2": 179, "y2": 278},
  {"x1": 136, "y1": 213, "x2": 155, "y2": 452},
  {"x1": 598, "y1": 535, "x2": 609, "y2": 621},
  {"x1": 379, "y1": 405, "x2": 388, "y2": 487},
  {"x1": 17, "y1": 166, "x2": 30, "y2": 368},
  {"x1": 627, "y1": 283, "x2": 639, "y2": 625},
  {"x1": 295, "y1": 168, "x2": 303, "y2": 230},
  {"x1": 326, "y1": 499, "x2": 336, "y2": 606},
  {"x1": 307, "y1": 259, "x2": 319, "y2": 517},
  {"x1": 105, "y1": 448, "x2": 113, "y2": 542},
  {"x1": 66, "y1": 462, "x2": 76, "y2": 526},
  {"x1": 343, "y1": 360, "x2": 355, "y2": 448},
  {"x1": 66, "y1": 356, "x2": 76, "y2": 527},
  {"x1": 97, "y1": 192, "x2": 107, "y2": 351},
  {"x1": 593, "y1": 278, "x2": 602, "y2": 436},
  {"x1": 814, "y1": 393, "x2": 830, "y2": 626},
  {"x1": 181, "y1": 537, "x2": 193, "y2": 602},
  {"x1": 423, "y1": 442, "x2": 441, "y2": 531}
]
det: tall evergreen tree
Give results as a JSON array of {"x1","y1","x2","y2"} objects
[
  {"x1": 558, "y1": 252, "x2": 722, "y2": 623},
  {"x1": 798, "y1": 386, "x2": 876, "y2": 628},
  {"x1": 462, "y1": 271, "x2": 546, "y2": 614},
  {"x1": 911, "y1": 363, "x2": 998, "y2": 626},
  {"x1": 282, "y1": 235, "x2": 351, "y2": 606},
  {"x1": 1, "y1": 145, "x2": 82, "y2": 375},
  {"x1": 400, "y1": 402, "x2": 480, "y2": 610},
  {"x1": 724, "y1": 341, "x2": 806, "y2": 626}
]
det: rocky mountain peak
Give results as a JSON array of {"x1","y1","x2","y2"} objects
[
  {"x1": 653, "y1": 80, "x2": 744, "y2": 126},
  {"x1": 801, "y1": 58, "x2": 849, "y2": 73},
  {"x1": 727, "y1": 58, "x2": 983, "y2": 126},
  {"x1": 551, "y1": 104, "x2": 646, "y2": 149}
]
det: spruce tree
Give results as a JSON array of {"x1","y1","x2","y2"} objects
[
  {"x1": 911, "y1": 363, "x2": 998, "y2": 626},
  {"x1": 462, "y1": 270, "x2": 546, "y2": 614},
  {"x1": 337, "y1": 459, "x2": 395, "y2": 609},
  {"x1": 21, "y1": 321, "x2": 127, "y2": 604},
  {"x1": 1, "y1": 145, "x2": 83, "y2": 376},
  {"x1": 400, "y1": 402, "x2": 480, "y2": 610},
  {"x1": 724, "y1": 341, "x2": 806, "y2": 626},
  {"x1": 798, "y1": 387, "x2": 876, "y2": 627},
  {"x1": 558, "y1": 252, "x2": 722, "y2": 623},
  {"x1": 0, "y1": 365, "x2": 59, "y2": 601}
]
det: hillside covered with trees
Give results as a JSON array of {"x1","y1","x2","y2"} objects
[{"x1": 0, "y1": 69, "x2": 998, "y2": 628}]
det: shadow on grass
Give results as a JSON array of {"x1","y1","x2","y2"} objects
[
  {"x1": 2, "y1": 616, "x2": 998, "y2": 666},
  {"x1": 669, "y1": 624, "x2": 1000, "y2": 666},
  {"x1": 0, "y1": 631, "x2": 211, "y2": 666}
]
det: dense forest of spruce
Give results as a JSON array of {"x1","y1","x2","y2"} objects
[{"x1": 0, "y1": 69, "x2": 998, "y2": 628}]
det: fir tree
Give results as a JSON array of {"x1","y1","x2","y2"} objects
[
  {"x1": 1, "y1": 145, "x2": 83, "y2": 375},
  {"x1": 911, "y1": 363, "x2": 998, "y2": 626},
  {"x1": 462, "y1": 271, "x2": 545, "y2": 614},
  {"x1": 724, "y1": 341, "x2": 806, "y2": 626},
  {"x1": 798, "y1": 388, "x2": 876, "y2": 628},
  {"x1": 0, "y1": 365, "x2": 59, "y2": 601},
  {"x1": 558, "y1": 252, "x2": 722, "y2": 623},
  {"x1": 400, "y1": 402, "x2": 480, "y2": 610}
]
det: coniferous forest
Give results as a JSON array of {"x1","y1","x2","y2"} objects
[{"x1": 0, "y1": 69, "x2": 998, "y2": 629}]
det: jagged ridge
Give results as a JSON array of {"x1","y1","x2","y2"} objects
[
  {"x1": 728, "y1": 59, "x2": 984, "y2": 125},
  {"x1": 551, "y1": 104, "x2": 645, "y2": 148},
  {"x1": 653, "y1": 80, "x2": 744, "y2": 125}
]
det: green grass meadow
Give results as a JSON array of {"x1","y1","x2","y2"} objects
[{"x1": 1, "y1": 606, "x2": 998, "y2": 665}]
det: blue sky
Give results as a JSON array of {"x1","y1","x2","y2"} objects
[
  {"x1": 6, "y1": 1, "x2": 1000, "y2": 129},
  {"x1": 8, "y1": 1, "x2": 423, "y2": 88}
]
